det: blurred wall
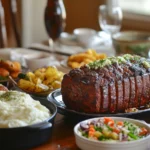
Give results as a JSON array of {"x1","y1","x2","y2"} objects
[
  {"x1": 22, "y1": 0, "x2": 47, "y2": 47},
  {"x1": 22, "y1": 0, "x2": 105, "y2": 47},
  {"x1": 64, "y1": 0, "x2": 105, "y2": 32}
]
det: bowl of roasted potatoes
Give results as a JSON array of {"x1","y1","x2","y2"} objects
[
  {"x1": 10, "y1": 66, "x2": 64, "y2": 97},
  {"x1": 62, "y1": 49, "x2": 107, "y2": 69}
]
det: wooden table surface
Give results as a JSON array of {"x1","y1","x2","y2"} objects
[
  {"x1": 5, "y1": 47, "x2": 150, "y2": 150},
  {"x1": 22, "y1": 47, "x2": 150, "y2": 150},
  {"x1": 31, "y1": 113, "x2": 80, "y2": 150}
]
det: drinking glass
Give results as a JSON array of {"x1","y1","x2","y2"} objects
[
  {"x1": 44, "y1": 0, "x2": 66, "y2": 58},
  {"x1": 98, "y1": 4, "x2": 123, "y2": 43}
]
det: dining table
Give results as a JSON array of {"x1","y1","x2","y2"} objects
[
  {"x1": 24, "y1": 43, "x2": 150, "y2": 150},
  {"x1": 1, "y1": 42, "x2": 150, "y2": 150}
]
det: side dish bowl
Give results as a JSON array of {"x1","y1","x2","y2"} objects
[
  {"x1": 112, "y1": 31, "x2": 150, "y2": 57},
  {"x1": 25, "y1": 53, "x2": 53, "y2": 71},
  {"x1": 74, "y1": 117, "x2": 150, "y2": 150},
  {"x1": 0, "y1": 100, "x2": 57, "y2": 150}
]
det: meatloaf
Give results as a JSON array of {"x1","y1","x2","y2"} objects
[{"x1": 61, "y1": 54, "x2": 150, "y2": 113}]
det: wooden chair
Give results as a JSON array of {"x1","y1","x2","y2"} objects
[{"x1": 0, "y1": 0, "x2": 21, "y2": 48}]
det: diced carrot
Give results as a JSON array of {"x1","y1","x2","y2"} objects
[
  {"x1": 89, "y1": 127, "x2": 95, "y2": 132},
  {"x1": 88, "y1": 131, "x2": 94, "y2": 137},
  {"x1": 113, "y1": 128, "x2": 120, "y2": 134},
  {"x1": 108, "y1": 120, "x2": 114, "y2": 126},
  {"x1": 139, "y1": 127, "x2": 148, "y2": 135},
  {"x1": 104, "y1": 117, "x2": 114, "y2": 124},
  {"x1": 117, "y1": 121, "x2": 124, "y2": 126}
]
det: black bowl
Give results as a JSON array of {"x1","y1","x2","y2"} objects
[{"x1": 0, "y1": 100, "x2": 57, "y2": 150}]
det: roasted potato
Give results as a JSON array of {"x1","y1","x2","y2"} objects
[
  {"x1": 18, "y1": 66, "x2": 64, "y2": 94},
  {"x1": 67, "y1": 49, "x2": 107, "y2": 69},
  {"x1": 18, "y1": 79, "x2": 36, "y2": 92}
]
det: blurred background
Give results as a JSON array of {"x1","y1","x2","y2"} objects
[{"x1": 1, "y1": 0, "x2": 150, "y2": 47}]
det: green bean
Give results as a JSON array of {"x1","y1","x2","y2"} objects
[{"x1": 128, "y1": 132, "x2": 139, "y2": 140}]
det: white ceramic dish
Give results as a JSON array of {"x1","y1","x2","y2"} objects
[
  {"x1": 10, "y1": 48, "x2": 52, "y2": 68},
  {"x1": 0, "y1": 48, "x2": 53, "y2": 68},
  {"x1": 73, "y1": 28, "x2": 97, "y2": 47},
  {"x1": 59, "y1": 32, "x2": 77, "y2": 46},
  {"x1": 2, "y1": 48, "x2": 59, "y2": 70},
  {"x1": 25, "y1": 52, "x2": 56, "y2": 71},
  {"x1": 73, "y1": 28, "x2": 96, "y2": 37},
  {"x1": 74, "y1": 117, "x2": 150, "y2": 150}
]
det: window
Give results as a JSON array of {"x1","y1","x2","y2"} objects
[
  {"x1": 108, "y1": 0, "x2": 150, "y2": 31},
  {"x1": 118, "y1": 0, "x2": 150, "y2": 16}
]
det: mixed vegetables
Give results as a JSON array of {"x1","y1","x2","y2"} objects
[{"x1": 79, "y1": 117, "x2": 149, "y2": 142}]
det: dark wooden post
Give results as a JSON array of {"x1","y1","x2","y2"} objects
[{"x1": 0, "y1": 0, "x2": 7, "y2": 48}]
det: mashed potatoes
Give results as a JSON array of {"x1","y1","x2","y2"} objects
[{"x1": 0, "y1": 91, "x2": 51, "y2": 128}]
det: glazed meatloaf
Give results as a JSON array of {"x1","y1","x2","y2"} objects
[{"x1": 61, "y1": 54, "x2": 150, "y2": 113}]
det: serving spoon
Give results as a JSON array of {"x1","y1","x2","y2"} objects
[{"x1": 8, "y1": 76, "x2": 53, "y2": 97}]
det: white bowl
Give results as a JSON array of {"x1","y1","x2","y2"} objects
[
  {"x1": 25, "y1": 53, "x2": 55, "y2": 71},
  {"x1": 73, "y1": 28, "x2": 97, "y2": 47},
  {"x1": 74, "y1": 117, "x2": 150, "y2": 150},
  {"x1": 10, "y1": 48, "x2": 47, "y2": 67}
]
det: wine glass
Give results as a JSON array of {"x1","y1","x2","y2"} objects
[
  {"x1": 98, "y1": 4, "x2": 123, "y2": 44},
  {"x1": 44, "y1": 0, "x2": 66, "y2": 59}
]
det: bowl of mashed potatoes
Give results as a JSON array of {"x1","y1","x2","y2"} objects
[{"x1": 0, "y1": 90, "x2": 57, "y2": 149}]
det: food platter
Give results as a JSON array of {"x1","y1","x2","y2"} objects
[{"x1": 47, "y1": 89, "x2": 150, "y2": 119}]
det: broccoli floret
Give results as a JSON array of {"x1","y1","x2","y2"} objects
[
  {"x1": 0, "y1": 76, "x2": 8, "y2": 80},
  {"x1": 18, "y1": 73, "x2": 29, "y2": 80}
]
